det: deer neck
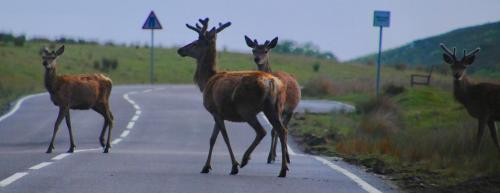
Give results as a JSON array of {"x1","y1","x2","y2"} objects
[
  {"x1": 194, "y1": 45, "x2": 218, "y2": 91},
  {"x1": 453, "y1": 75, "x2": 474, "y2": 105},
  {"x1": 259, "y1": 60, "x2": 273, "y2": 73},
  {"x1": 44, "y1": 67, "x2": 58, "y2": 94}
]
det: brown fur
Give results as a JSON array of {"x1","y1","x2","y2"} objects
[
  {"x1": 178, "y1": 18, "x2": 290, "y2": 177},
  {"x1": 441, "y1": 43, "x2": 500, "y2": 152},
  {"x1": 244, "y1": 35, "x2": 301, "y2": 163},
  {"x1": 42, "y1": 45, "x2": 114, "y2": 154}
]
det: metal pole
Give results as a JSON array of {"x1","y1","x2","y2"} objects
[
  {"x1": 150, "y1": 29, "x2": 154, "y2": 84},
  {"x1": 376, "y1": 26, "x2": 383, "y2": 96}
]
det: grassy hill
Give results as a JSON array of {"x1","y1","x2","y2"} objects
[
  {"x1": 351, "y1": 21, "x2": 500, "y2": 78},
  {"x1": 0, "y1": 41, "x2": 429, "y2": 112}
]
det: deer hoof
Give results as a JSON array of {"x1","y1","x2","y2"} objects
[
  {"x1": 46, "y1": 146, "x2": 54, "y2": 154},
  {"x1": 230, "y1": 164, "x2": 239, "y2": 175},
  {"x1": 267, "y1": 153, "x2": 275, "y2": 164},
  {"x1": 201, "y1": 165, "x2": 212, "y2": 173},
  {"x1": 278, "y1": 169, "x2": 287, "y2": 178},
  {"x1": 241, "y1": 156, "x2": 251, "y2": 168},
  {"x1": 67, "y1": 147, "x2": 75, "y2": 153}
]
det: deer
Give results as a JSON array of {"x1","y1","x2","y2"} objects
[
  {"x1": 177, "y1": 18, "x2": 290, "y2": 177},
  {"x1": 440, "y1": 43, "x2": 500, "y2": 153},
  {"x1": 41, "y1": 45, "x2": 114, "y2": 154},
  {"x1": 244, "y1": 36, "x2": 301, "y2": 164}
]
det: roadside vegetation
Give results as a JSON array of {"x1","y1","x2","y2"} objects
[{"x1": 292, "y1": 74, "x2": 500, "y2": 192}]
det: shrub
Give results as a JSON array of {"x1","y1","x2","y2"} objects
[
  {"x1": 383, "y1": 83, "x2": 405, "y2": 96},
  {"x1": 312, "y1": 62, "x2": 320, "y2": 72},
  {"x1": 394, "y1": 63, "x2": 407, "y2": 71},
  {"x1": 93, "y1": 57, "x2": 119, "y2": 72},
  {"x1": 302, "y1": 76, "x2": 336, "y2": 97},
  {"x1": 357, "y1": 96, "x2": 402, "y2": 138}
]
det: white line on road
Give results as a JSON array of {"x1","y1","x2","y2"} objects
[
  {"x1": 257, "y1": 112, "x2": 383, "y2": 193},
  {"x1": 120, "y1": 130, "x2": 130, "y2": 138},
  {"x1": 111, "y1": 138, "x2": 123, "y2": 145},
  {"x1": 0, "y1": 93, "x2": 46, "y2": 123},
  {"x1": 133, "y1": 104, "x2": 140, "y2": 110},
  {"x1": 143, "y1": 89, "x2": 153, "y2": 93},
  {"x1": 29, "y1": 162, "x2": 53, "y2": 170},
  {"x1": 314, "y1": 156, "x2": 383, "y2": 193},
  {"x1": 74, "y1": 148, "x2": 101, "y2": 153},
  {"x1": 51, "y1": 153, "x2": 71, "y2": 160},
  {"x1": 131, "y1": 115, "x2": 139, "y2": 121},
  {"x1": 126, "y1": 121, "x2": 135, "y2": 129},
  {"x1": 136, "y1": 110, "x2": 142, "y2": 115},
  {"x1": 0, "y1": 172, "x2": 28, "y2": 187}
]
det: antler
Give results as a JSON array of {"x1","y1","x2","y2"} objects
[
  {"x1": 466, "y1": 48, "x2": 480, "y2": 57},
  {"x1": 215, "y1": 22, "x2": 231, "y2": 33},
  {"x1": 186, "y1": 18, "x2": 210, "y2": 34},
  {"x1": 440, "y1": 43, "x2": 457, "y2": 61}
]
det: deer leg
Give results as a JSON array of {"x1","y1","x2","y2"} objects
[
  {"x1": 264, "y1": 109, "x2": 289, "y2": 177},
  {"x1": 241, "y1": 116, "x2": 267, "y2": 168},
  {"x1": 103, "y1": 106, "x2": 114, "y2": 153},
  {"x1": 46, "y1": 107, "x2": 66, "y2": 153},
  {"x1": 201, "y1": 123, "x2": 219, "y2": 174},
  {"x1": 487, "y1": 120, "x2": 500, "y2": 152},
  {"x1": 475, "y1": 118, "x2": 487, "y2": 153},
  {"x1": 65, "y1": 110, "x2": 76, "y2": 153},
  {"x1": 282, "y1": 112, "x2": 293, "y2": 164},
  {"x1": 93, "y1": 105, "x2": 109, "y2": 147},
  {"x1": 267, "y1": 129, "x2": 277, "y2": 164},
  {"x1": 214, "y1": 117, "x2": 239, "y2": 175}
]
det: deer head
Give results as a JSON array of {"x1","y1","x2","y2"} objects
[
  {"x1": 440, "y1": 43, "x2": 480, "y2": 80},
  {"x1": 177, "y1": 18, "x2": 231, "y2": 59},
  {"x1": 244, "y1": 36, "x2": 278, "y2": 70},
  {"x1": 41, "y1": 45, "x2": 65, "y2": 69}
]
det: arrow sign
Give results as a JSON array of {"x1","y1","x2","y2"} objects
[{"x1": 142, "y1": 11, "x2": 163, "y2": 30}]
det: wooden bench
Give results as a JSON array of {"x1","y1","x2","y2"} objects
[{"x1": 410, "y1": 65, "x2": 434, "y2": 87}]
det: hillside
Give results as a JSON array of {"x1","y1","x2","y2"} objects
[{"x1": 352, "y1": 21, "x2": 500, "y2": 77}]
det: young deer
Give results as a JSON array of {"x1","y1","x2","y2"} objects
[
  {"x1": 41, "y1": 45, "x2": 114, "y2": 153},
  {"x1": 440, "y1": 43, "x2": 500, "y2": 152},
  {"x1": 244, "y1": 36, "x2": 301, "y2": 164},
  {"x1": 177, "y1": 18, "x2": 290, "y2": 177}
]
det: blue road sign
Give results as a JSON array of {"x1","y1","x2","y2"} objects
[
  {"x1": 373, "y1": 11, "x2": 390, "y2": 27},
  {"x1": 142, "y1": 11, "x2": 163, "y2": 30}
]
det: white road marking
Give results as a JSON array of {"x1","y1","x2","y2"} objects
[
  {"x1": 0, "y1": 172, "x2": 28, "y2": 187},
  {"x1": 0, "y1": 93, "x2": 46, "y2": 123},
  {"x1": 126, "y1": 121, "x2": 135, "y2": 129},
  {"x1": 133, "y1": 104, "x2": 140, "y2": 110},
  {"x1": 314, "y1": 156, "x2": 383, "y2": 193},
  {"x1": 257, "y1": 112, "x2": 382, "y2": 193},
  {"x1": 51, "y1": 153, "x2": 70, "y2": 160},
  {"x1": 143, "y1": 89, "x2": 153, "y2": 93},
  {"x1": 29, "y1": 162, "x2": 53, "y2": 170},
  {"x1": 120, "y1": 130, "x2": 130, "y2": 138},
  {"x1": 74, "y1": 148, "x2": 101, "y2": 153},
  {"x1": 131, "y1": 115, "x2": 139, "y2": 121},
  {"x1": 111, "y1": 138, "x2": 122, "y2": 145},
  {"x1": 136, "y1": 110, "x2": 142, "y2": 115}
]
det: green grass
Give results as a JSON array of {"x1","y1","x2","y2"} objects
[{"x1": 290, "y1": 86, "x2": 500, "y2": 192}]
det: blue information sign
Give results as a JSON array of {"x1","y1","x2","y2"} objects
[{"x1": 373, "y1": 11, "x2": 390, "y2": 27}]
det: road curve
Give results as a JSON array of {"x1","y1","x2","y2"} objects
[{"x1": 0, "y1": 85, "x2": 400, "y2": 193}]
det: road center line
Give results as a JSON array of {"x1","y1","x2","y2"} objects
[
  {"x1": 131, "y1": 115, "x2": 139, "y2": 121},
  {"x1": 126, "y1": 121, "x2": 135, "y2": 129},
  {"x1": 0, "y1": 172, "x2": 28, "y2": 187},
  {"x1": 120, "y1": 130, "x2": 130, "y2": 138},
  {"x1": 29, "y1": 162, "x2": 53, "y2": 170},
  {"x1": 111, "y1": 138, "x2": 123, "y2": 145},
  {"x1": 51, "y1": 153, "x2": 71, "y2": 160}
]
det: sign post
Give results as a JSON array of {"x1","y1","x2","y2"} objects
[
  {"x1": 373, "y1": 10, "x2": 390, "y2": 96},
  {"x1": 142, "y1": 11, "x2": 163, "y2": 84}
]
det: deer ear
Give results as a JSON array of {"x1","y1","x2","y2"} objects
[
  {"x1": 55, "y1": 45, "x2": 65, "y2": 56},
  {"x1": 245, "y1": 35, "x2": 255, "y2": 48},
  {"x1": 443, "y1": 54, "x2": 453, "y2": 64},
  {"x1": 267, "y1": 37, "x2": 278, "y2": 49},
  {"x1": 463, "y1": 55, "x2": 476, "y2": 65}
]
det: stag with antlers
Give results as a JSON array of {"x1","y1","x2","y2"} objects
[
  {"x1": 177, "y1": 18, "x2": 290, "y2": 177},
  {"x1": 41, "y1": 45, "x2": 114, "y2": 153},
  {"x1": 244, "y1": 36, "x2": 301, "y2": 164},
  {"x1": 440, "y1": 43, "x2": 500, "y2": 152}
]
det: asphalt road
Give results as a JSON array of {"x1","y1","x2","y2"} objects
[{"x1": 0, "y1": 85, "x2": 400, "y2": 193}]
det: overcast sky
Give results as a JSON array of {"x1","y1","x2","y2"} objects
[{"x1": 1, "y1": 0, "x2": 499, "y2": 61}]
